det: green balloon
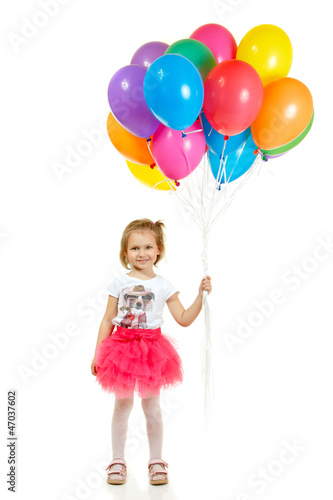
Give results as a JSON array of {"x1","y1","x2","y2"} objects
[{"x1": 165, "y1": 38, "x2": 216, "y2": 82}]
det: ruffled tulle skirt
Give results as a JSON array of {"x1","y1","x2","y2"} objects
[{"x1": 95, "y1": 326, "x2": 183, "y2": 399}]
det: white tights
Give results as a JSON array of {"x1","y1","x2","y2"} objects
[{"x1": 111, "y1": 393, "x2": 163, "y2": 460}]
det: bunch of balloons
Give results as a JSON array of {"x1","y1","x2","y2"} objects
[{"x1": 106, "y1": 23, "x2": 313, "y2": 189}]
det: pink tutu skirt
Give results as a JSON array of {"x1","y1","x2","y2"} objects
[{"x1": 95, "y1": 326, "x2": 183, "y2": 399}]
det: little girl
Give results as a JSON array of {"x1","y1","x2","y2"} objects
[{"x1": 91, "y1": 218, "x2": 212, "y2": 486}]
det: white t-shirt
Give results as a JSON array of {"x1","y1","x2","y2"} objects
[{"x1": 107, "y1": 274, "x2": 179, "y2": 329}]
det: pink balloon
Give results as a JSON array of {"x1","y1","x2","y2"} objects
[
  {"x1": 152, "y1": 121, "x2": 206, "y2": 180},
  {"x1": 190, "y1": 24, "x2": 237, "y2": 64}
]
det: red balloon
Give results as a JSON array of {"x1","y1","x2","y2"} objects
[{"x1": 203, "y1": 60, "x2": 264, "y2": 136}]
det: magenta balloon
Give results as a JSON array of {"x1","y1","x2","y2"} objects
[
  {"x1": 107, "y1": 64, "x2": 160, "y2": 138},
  {"x1": 190, "y1": 24, "x2": 237, "y2": 64},
  {"x1": 152, "y1": 121, "x2": 206, "y2": 180},
  {"x1": 131, "y1": 41, "x2": 169, "y2": 68}
]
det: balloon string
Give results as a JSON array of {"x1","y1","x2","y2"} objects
[
  {"x1": 208, "y1": 154, "x2": 261, "y2": 230},
  {"x1": 174, "y1": 189, "x2": 203, "y2": 223},
  {"x1": 152, "y1": 179, "x2": 175, "y2": 190},
  {"x1": 212, "y1": 154, "x2": 232, "y2": 212},
  {"x1": 216, "y1": 138, "x2": 227, "y2": 188},
  {"x1": 184, "y1": 130, "x2": 209, "y2": 233},
  {"x1": 257, "y1": 151, "x2": 265, "y2": 176},
  {"x1": 206, "y1": 138, "x2": 227, "y2": 227},
  {"x1": 152, "y1": 165, "x2": 177, "y2": 191},
  {"x1": 167, "y1": 146, "x2": 262, "y2": 435},
  {"x1": 209, "y1": 161, "x2": 253, "y2": 229},
  {"x1": 182, "y1": 132, "x2": 191, "y2": 177},
  {"x1": 198, "y1": 161, "x2": 207, "y2": 225},
  {"x1": 199, "y1": 221, "x2": 214, "y2": 438},
  {"x1": 173, "y1": 187, "x2": 204, "y2": 231},
  {"x1": 184, "y1": 128, "x2": 203, "y2": 135},
  {"x1": 213, "y1": 138, "x2": 254, "y2": 213},
  {"x1": 205, "y1": 150, "x2": 210, "y2": 201},
  {"x1": 198, "y1": 109, "x2": 212, "y2": 138},
  {"x1": 182, "y1": 132, "x2": 198, "y2": 203},
  {"x1": 147, "y1": 140, "x2": 199, "y2": 216},
  {"x1": 173, "y1": 146, "x2": 214, "y2": 436},
  {"x1": 217, "y1": 155, "x2": 226, "y2": 186},
  {"x1": 192, "y1": 144, "x2": 215, "y2": 436},
  {"x1": 172, "y1": 174, "x2": 200, "y2": 216},
  {"x1": 170, "y1": 162, "x2": 204, "y2": 225},
  {"x1": 192, "y1": 157, "x2": 208, "y2": 239}
]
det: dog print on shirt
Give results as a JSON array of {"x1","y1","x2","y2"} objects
[{"x1": 119, "y1": 284, "x2": 155, "y2": 329}]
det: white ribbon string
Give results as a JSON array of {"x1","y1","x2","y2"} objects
[
  {"x1": 171, "y1": 150, "x2": 263, "y2": 435},
  {"x1": 147, "y1": 136, "x2": 263, "y2": 435}
]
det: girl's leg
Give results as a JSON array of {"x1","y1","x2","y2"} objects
[
  {"x1": 141, "y1": 393, "x2": 163, "y2": 460},
  {"x1": 111, "y1": 394, "x2": 134, "y2": 459}
]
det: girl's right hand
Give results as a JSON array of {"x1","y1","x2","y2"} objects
[{"x1": 91, "y1": 356, "x2": 98, "y2": 376}]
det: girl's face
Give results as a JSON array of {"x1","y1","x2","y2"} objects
[{"x1": 125, "y1": 230, "x2": 161, "y2": 271}]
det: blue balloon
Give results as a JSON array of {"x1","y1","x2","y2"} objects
[
  {"x1": 143, "y1": 54, "x2": 204, "y2": 130},
  {"x1": 209, "y1": 133, "x2": 258, "y2": 183},
  {"x1": 201, "y1": 112, "x2": 251, "y2": 156}
]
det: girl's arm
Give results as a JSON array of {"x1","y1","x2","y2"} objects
[
  {"x1": 93, "y1": 295, "x2": 118, "y2": 354},
  {"x1": 91, "y1": 295, "x2": 118, "y2": 375},
  {"x1": 167, "y1": 276, "x2": 212, "y2": 327}
]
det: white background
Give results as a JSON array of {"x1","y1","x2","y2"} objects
[{"x1": 1, "y1": 0, "x2": 332, "y2": 499}]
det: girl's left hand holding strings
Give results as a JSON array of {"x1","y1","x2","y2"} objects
[{"x1": 199, "y1": 276, "x2": 212, "y2": 297}]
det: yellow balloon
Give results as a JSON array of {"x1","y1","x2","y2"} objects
[
  {"x1": 126, "y1": 161, "x2": 176, "y2": 191},
  {"x1": 236, "y1": 24, "x2": 293, "y2": 87}
]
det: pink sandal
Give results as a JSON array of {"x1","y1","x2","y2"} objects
[
  {"x1": 148, "y1": 458, "x2": 169, "y2": 485},
  {"x1": 105, "y1": 458, "x2": 127, "y2": 485}
]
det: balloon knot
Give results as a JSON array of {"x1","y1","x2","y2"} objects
[
  {"x1": 224, "y1": 135, "x2": 229, "y2": 140},
  {"x1": 150, "y1": 163, "x2": 156, "y2": 169},
  {"x1": 181, "y1": 132, "x2": 186, "y2": 138},
  {"x1": 146, "y1": 138, "x2": 151, "y2": 142},
  {"x1": 253, "y1": 149, "x2": 259, "y2": 155},
  {"x1": 175, "y1": 180, "x2": 180, "y2": 187}
]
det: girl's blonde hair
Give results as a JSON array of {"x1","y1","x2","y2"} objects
[{"x1": 120, "y1": 219, "x2": 166, "y2": 270}]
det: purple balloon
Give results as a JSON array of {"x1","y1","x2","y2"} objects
[
  {"x1": 107, "y1": 64, "x2": 160, "y2": 138},
  {"x1": 131, "y1": 41, "x2": 169, "y2": 68},
  {"x1": 264, "y1": 152, "x2": 286, "y2": 159}
]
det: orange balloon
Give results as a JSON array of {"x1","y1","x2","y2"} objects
[
  {"x1": 107, "y1": 112, "x2": 154, "y2": 165},
  {"x1": 251, "y1": 77, "x2": 313, "y2": 150}
]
